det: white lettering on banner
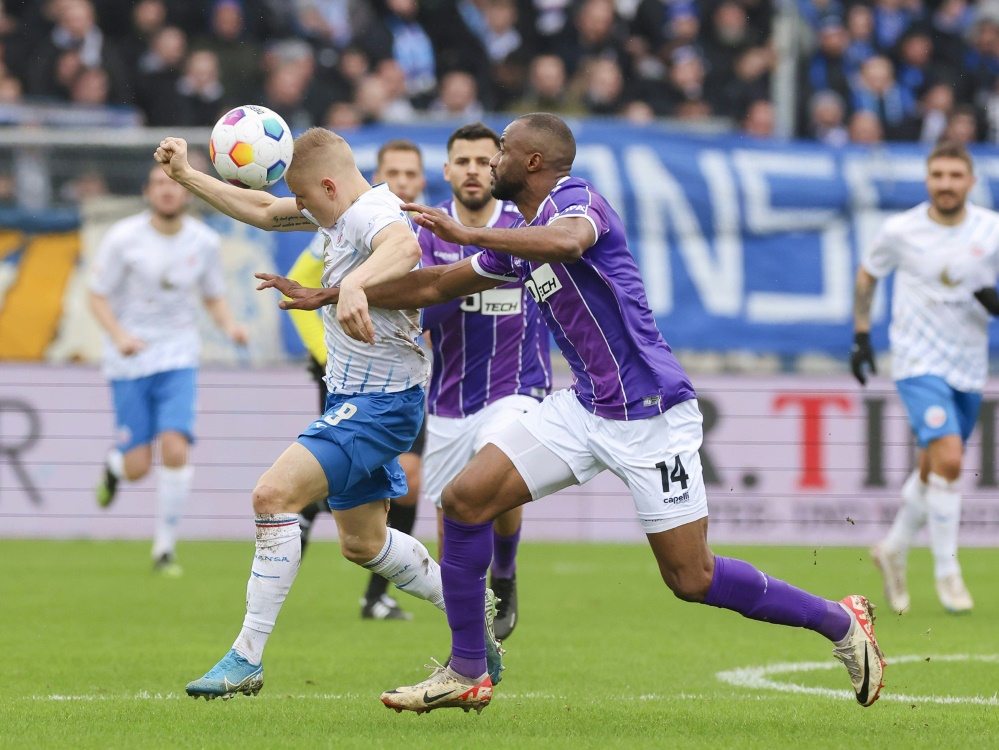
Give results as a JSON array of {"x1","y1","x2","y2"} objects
[
  {"x1": 732, "y1": 151, "x2": 838, "y2": 233},
  {"x1": 624, "y1": 146, "x2": 743, "y2": 317},
  {"x1": 746, "y1": 219, "x2": 852, "y2": 323}
]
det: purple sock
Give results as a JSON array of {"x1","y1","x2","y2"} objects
[
  {"x1": 703, "y1": 556, "x2": 851, "y2": 642},
  {"x1": 441, "y1": 516, "x2": 493, "y2": 679},
  {"x1": 490, "y1": 526, "x2": 521, "y2": 579}
]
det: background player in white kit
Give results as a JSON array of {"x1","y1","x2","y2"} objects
[
  {"x1": 419, "y1": 122, "x2": 552, "y2": 640},
  {"x1": 89, "y1": 166, "x2": 249, "y2": 576},
  {"x1": 852, "y1": 140, "x2": 999, "y2": 615},
  {"x1": 153, "y1": 128, "x2": 501, "y2": 701},
  {"x1": 288, "y1": 139, "x2": 429, "y2": 622}
]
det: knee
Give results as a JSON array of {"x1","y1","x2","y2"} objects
[
  {"x1": 160, "y1": 438, "x2": 189, "y2": 468},
  {"x1": 660, "y1": 564, "x2": 713, "y2": 603},
  {"x1": 122, "y1": 455, "x2": 151, "y2": 482},
  {"x1": 441, "y1": 478, "x2": 488, "y2": 524},
  {"x1": 935, "y1": 456, "x2": 962, "y2": 482},
  {"x1": 339, "y1": 533, "x2": 383, "y2": 565},
  {"x1": 252, "y1": 480, "x2": 296, "y2": 515}
]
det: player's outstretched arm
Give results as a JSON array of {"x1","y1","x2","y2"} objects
[
  {"x1": 154, "y1": 137, "x2": 312, "y2": 232},
  {"x1": 403, "y1": 203, "x2": 595, "y2": 262},
  {"x1": 255, "y1": 257, "x2": 501, "y2": 312}
]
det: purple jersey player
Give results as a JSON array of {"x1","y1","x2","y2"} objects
[
  {"x1": 420, "y1": 123, "x2": 552, "y2": 640},
  {"x1": 258, "y1": 114, "x2": 886, "y2": 714}
]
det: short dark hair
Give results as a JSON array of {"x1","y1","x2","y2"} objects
[
  {"x1": 447, "y1": 122, "x2": 500, "y2": 153},
  {"x1": 928, "y1": 140, "x2": 974, "y2": 172},
  {"x1": 377, "y1": 139, "x2": 422, "y2": 168}
]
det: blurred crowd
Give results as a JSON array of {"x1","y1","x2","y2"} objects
[{"x1": 0, "y1": 0, "x2": 998, "y2": 144}]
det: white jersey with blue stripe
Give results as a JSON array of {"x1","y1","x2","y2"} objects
[
  {"x1": 864, "y1": 202, "x2": 999, "y2": 392},
  {"x1": 316, "y1": 183, "x2": 429, "y2": 394}
]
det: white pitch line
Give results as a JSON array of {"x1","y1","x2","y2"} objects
[{"x1": 717, "y1": 653, "x2": 999, "y2": 706}]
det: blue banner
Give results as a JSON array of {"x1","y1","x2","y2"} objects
[{"x1": 267, "y1": 122, "x2": 999, "y2": 356}]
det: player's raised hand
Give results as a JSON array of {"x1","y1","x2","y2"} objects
[
  {"x1": 337, "y1": 282, "x2": 376, "y2": 344},
  {"x1": 402, "y1": 203, "x2": 475, "y2": 246},
  {"x1": 154, "y1": 137, "x2": 192, "y2": 181},
  {"x1": 254, "y1": 272, "x2": 336, "y2": 310}
]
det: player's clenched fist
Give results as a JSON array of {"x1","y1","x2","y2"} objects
[{"x1": 154, "y1": 137, "x2": 192, "y2": 180}]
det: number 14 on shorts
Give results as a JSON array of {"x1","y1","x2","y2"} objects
[{"x1": 655, "y1": 455, "x2": 690, "y2": 503}]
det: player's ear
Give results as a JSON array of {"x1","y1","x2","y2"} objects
[
  {"x1": 321, "y1": 176, "x2": 337, "y2": 199},
  {"x1": 526, "y1": 152, "x2": 543, "y2": 174}
]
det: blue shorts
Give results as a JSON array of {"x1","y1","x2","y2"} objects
[
  {"x1": 896, "y1": 375, "x2": 982, "y2": 447},
  {"x1": 110, "y1": 368, "x2": 197, "y2": 452},
  {"x1": 297, "y1": 386, "x2": 425, "y2": 511}
]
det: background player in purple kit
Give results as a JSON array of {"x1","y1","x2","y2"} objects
[
  {"x1": 420, "y1": 123, "x2": 552, "y2": 640},
  {"x1": 257, "y1": 113, "x2": 886, "y2": 714}
]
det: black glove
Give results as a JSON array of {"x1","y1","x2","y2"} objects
[
  {"x1": 974, "y1": 286, "x2": 999, "y2": 315},
  {"x1": 850, "y1": 331, "x2": 876, "y2": 386}
]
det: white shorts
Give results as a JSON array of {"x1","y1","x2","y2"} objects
[
  {"x1": 422, "y1": 394, "x2": 541, "y2": 508},
  {"x1": 490, "y1": 388, "x2": 710, "y2": 534}
]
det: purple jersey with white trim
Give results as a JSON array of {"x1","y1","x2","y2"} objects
[
  {"x1": 471, "y1": 176, "x2": 695, "y2": 420},
  {"x1": 420, "y1": 199, "x2": 552, "y2": 418}
]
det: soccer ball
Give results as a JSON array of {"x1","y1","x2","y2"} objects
[{"x1": 209, "y1": 105, "x2": 294, "y2": 190}]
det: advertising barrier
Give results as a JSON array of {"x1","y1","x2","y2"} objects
[{"x1": 3, "y1": 364, "x2": 997, "y2": 546}]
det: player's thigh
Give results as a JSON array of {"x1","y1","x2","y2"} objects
[
  {"x1": 151, "y1": 368, "x2": 197, "y2": 444},
  {"x1": 490, "y1": 388, "x2": 603, "y2": 501},
  {"x1": 254, "y1": 442, "x2": 331, "y2": 513},
  {"x1": 896, "y1": 375, "x2": 964, "y2": 447},
  {"x1": 422, "y1": 413, "x2": 479, "y2": 509},
  {"x1": 592, "y1": 398, "x2": 710, "y2": 536},
  {"x1": 110, "y1": 375, "x2": 155, "y2": 452}
]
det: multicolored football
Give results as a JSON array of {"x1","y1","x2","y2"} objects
[{"x1": 209, "y1": 105, "x2": 294, "y2": 190}]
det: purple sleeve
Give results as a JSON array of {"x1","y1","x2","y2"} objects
[
  {"x1": 471, "y1": 250, "x2": 518, "y2": 281},
  {"x1": 547, "y1": 183, "x2": 609, "y2": 243}
]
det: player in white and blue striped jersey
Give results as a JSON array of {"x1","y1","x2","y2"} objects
[
  {"x1": 153, "y1": 128, "x2": 501, "y2": 701},
  {"x1": 853, "y1": 140, "x2": 999, "y2": 615}
]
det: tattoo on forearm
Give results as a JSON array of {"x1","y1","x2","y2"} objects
[
  {"x1": 853, "y1": 278, "x2": 875, "y2": 327},
  {"x1": 271, "y1": 214, "x2": 314, "y2": 229}
]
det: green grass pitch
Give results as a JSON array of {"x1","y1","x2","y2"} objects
[{"x1": 3, "y1": 540, "x2": 997, "y2": 749}]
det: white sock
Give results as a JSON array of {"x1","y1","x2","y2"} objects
[
  {"x1": 152, "y1": 465, "x2": 193, "y2": 559},
  {"x1": 232, "y1": 514, "x2": 301, "y2": 665},
  {"x1": 363, "y1": 528, "x2": 445, "y2": 612},
  {"x1": 926, "y1": 473, "x2": 962, "y2": 579},
  {"x1": 107, "y1": 448, "x2": 124, "y2": 479},
  {"x1": 883, "y1": 469, "x2": 927, "y2": 556}
]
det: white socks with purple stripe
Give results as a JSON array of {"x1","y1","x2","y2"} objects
[
  {"x1": 232, "y1": 514, "x2": 301, "y2": 665},
  {"x1": 364, "y1": 528, "x2": 445, "y2": 611}
]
